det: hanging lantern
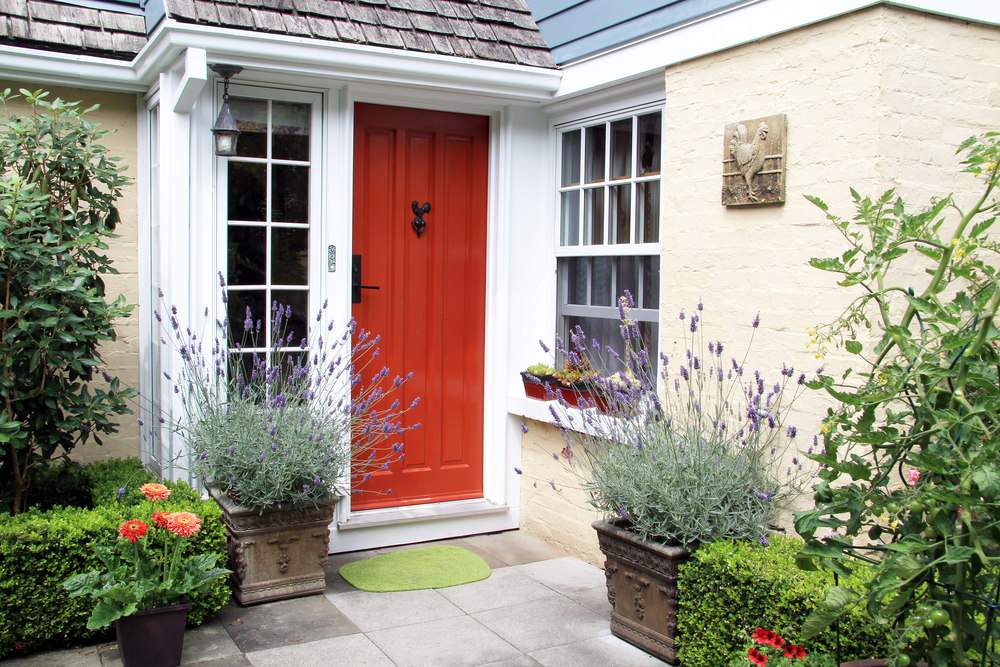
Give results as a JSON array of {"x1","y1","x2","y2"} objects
[{"x1": 209, "y1": 65, "x2": 243, "y2": 157}]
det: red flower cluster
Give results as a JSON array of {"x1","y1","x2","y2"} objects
[{"x1": 748, "y1": 628, "x2": 807, "y2": 665}]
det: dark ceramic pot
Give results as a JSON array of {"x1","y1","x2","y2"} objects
[
  {"x1": 208, "y1": 484, "x2": 338, "y2": 606},
  {"x1": 114, "y1": 599, "x2": 191, "y2": 667},
  {"x1": 593, "y1": 519, "x2": 691, "y2": 665}
]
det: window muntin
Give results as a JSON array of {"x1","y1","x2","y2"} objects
[
  {"x1": 559, "y1": 110, "x2": 661, "y2": 249},
  {"x1": 556, "y1": 108, "x2": 662, "y2": 374},
  {"x1": 224, "y1": 95, "x2": 316, "y2": 369}
]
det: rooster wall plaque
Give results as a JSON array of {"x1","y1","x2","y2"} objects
[{"x1": 722, "y1": 114, "x2": 786, "y2": 206}]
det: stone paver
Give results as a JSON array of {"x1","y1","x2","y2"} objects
[
  {"x1": 216, "y1": 594, "x2": 359, "y2": 653},
  {"x1": 245, "y1": 634, "x2": 393, "y2": 667},
  {"x1": 1, "y1": 645, "x2": 104, "y2": 667},
  {"x1": 437, "y1": 565, "x2": 559, "y2": 614},
  {"x1": 324, "y1": 587, "x2": 465, "y2": 632},
  {"x1": 472, "y1": 594, "x2": 611, "y2": 654},
  {"x1": 366, "y1": 615, "x2": 521, "y2": 667},
  {"x1": 530, "y1": 634, "x2": 667, "y2": 666}
]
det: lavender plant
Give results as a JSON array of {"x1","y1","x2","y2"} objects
[
  {"x1": 154, "y1": 274, "x2": 416, "y2": 510},
  {"x1": 529, "y1": 295, "x2": 815, "y2": 548}
]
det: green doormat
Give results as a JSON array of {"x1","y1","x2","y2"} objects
[{"x1": 339, "y1": 545, "x2": 491, "y2": 592}]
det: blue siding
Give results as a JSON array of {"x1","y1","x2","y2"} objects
[{"x1": 529, "y1": 0, "x2": 751, "y2": 64}]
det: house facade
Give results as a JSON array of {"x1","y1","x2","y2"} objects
[{"x1": 2, "y1": 0, "x2": 998, "y2": 558}]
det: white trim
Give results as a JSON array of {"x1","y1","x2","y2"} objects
[
  {"x1": 332, "y1": 505, "x2": 518, "y2": 552},
  {"x1": 551, "y1": 0, "x2": 1000, "y2": 102},
  {"x1": 339, "y1": 498, "x2": 509, "y2": 530},
  {"x1": 172, "y1": 47, "x2": 206, "y2": 113}
]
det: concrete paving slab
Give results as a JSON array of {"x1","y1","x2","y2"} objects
[
  {"x1": 463, "y1": 532, "x2": 566, "y2": 567},
  {"x1": 559, "y1": 582, "x2": 613, "y2": 620},
  {"x1": 515, "y1": 556, "x2": 606, "y2": 593},
  {"x1": 437, "y1": 566, "x2": 559, "y2": 614},
  {"x1": 530, "y1": 633, "x2": 668, "y2": 666},
  {"x1": 472, "y1": 594, "x2": 610, "y2": 654},
  {"x1": 245, "y1": 634, "x2": 394, "y2": 667},
  {"x1": 99, "y1": 617, "x2": 243, "y2": 666},
  {"x1": 0, "y1": 645, "x2": 104, "y2": 667},
  {"x1": 324, "y1": 587, "x2": 465, "y2": 632},
  {"x1": 366, "y1": 615, "x2": 521, "y2": 667},
  {"x1": 216, "y1": 594, "x2": 359, "y2": 653},
  {"x1": 476, "y1": 656, "x2": 544, "y2": 667}
]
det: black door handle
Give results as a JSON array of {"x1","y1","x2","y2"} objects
[{"x1": 352, "y1": 254, "x2": 379, "y2": 304}]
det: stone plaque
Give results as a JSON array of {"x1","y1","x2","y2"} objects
[{"x1": 722, "y1": 114, "x2": 786, "y2": 206}]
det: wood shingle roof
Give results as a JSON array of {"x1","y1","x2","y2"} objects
[{"x1": 0, "y1": 0, "x2": 556, "y2": 68}]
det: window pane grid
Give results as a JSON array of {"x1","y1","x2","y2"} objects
[
  {"x1": 227, "y1": 97, "x2": 312, "y2": 356},
  {"x1": 558, "y1": 110, "x2": 660, "y2": 249}
]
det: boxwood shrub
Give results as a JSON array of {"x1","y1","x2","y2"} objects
[
  {"x1": 0, "y1": 460, "x2": 230, "y2": 659},
  {"x1": 678, "y1": 535, "x2": 888, "y2": 666}
]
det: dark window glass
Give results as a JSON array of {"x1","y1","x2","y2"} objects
[
  {"x1": 227, "y1": 226, "x2": 266, "y2": 286},
  {"x1": 272, "y1": 228, "x2": 308, "y2": 285},
  {"x1": 611, "y1": 119, "x2": 632, "y2": 180},
  {"x1": 228, "y1": 162, "x2": 266, "y2": 222},
  {"x1": 271, "y1": 165, "x2": 309, "y2": 223},
  {"x1": 617, "y1": 256, "x2": 638, "y2": 305},
  {"x1": 272, "y1": 102, "x2": 310, "y2": 161},
  {"x1": 565, "y1": 315, "x2": 658, "y2": 376},
  {"x1": 561, "y1": 191, "x2": 580, "y2": 246},
  {"x1": 610, "y1": 183, "x2": 631, "y2": 244},
  {"x1": 642, "y1": 256, "x2": 660, "y2": 310},
  {"x1": 271, "y1": 290, "x2": 309, "y2": 345},
  {"x1": 637, "y1": 180, "x2": 659, "y2": 244},
  {"x1": 227, "y1": 290, "x2": 266, "y2": 349},
  {"x1": 592, "y1": 257, "x2": 612, "y2": 307},
  {"x1": 229, "y1": 97, "x2": 267, "y2": 159},
  {"x1": 638, "y1": 112, "x2": 661, "y2": 176},
  {"x1": 566, "y1": 257, "x2": 588, "y2": 305},
  {"x1": 585, "y1": 125, "x2": 605, "y2": 183},
  {"x1": 584, "y1": 188, "x2": 604, "y2": 246},
  {"x1": 561, "y1": 130, "x2": 581, "y2": 187}
]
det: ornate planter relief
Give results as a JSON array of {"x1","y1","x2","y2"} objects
[
  {"x1": 593, "y1": 519, "x2": 690, "y2": 666},
  {"x1": 208, "y1": 484, "x2": 338, "y2": 606}
]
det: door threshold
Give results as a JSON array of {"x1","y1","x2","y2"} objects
[{"x1": 338, "y1": 498, "x2": 508, "y2": 530}]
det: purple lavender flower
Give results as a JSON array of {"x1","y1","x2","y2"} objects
[
  {"x1": 798, "y1": 373, "x2": 806, "y2": 385},
  {"x1": 787, "y1": 426, "x2": 797, "y2": 438},
  {"x1": 619, "y1": 507, "x2": 627, "y2": 518},
  {"x1": 514, "y1": 467, "x2": 522, "y2": 475},
  {"x1": 521, "y1": 422, "x2": 529, "y2": 434},
  {"x1": 136, "y1": 418, "x2": 144, "y2": 426},
  {"x1": 690, "y1": 316, "x2": 698, "y2": 333},
  {"x1": 679, "y1": 311, "x2": 685, "y2": 320},
  {"x1": 752, "y1": 312, "x2": 760, "y2": 328},
  {"x1": 539, "y1": 339, "x2": 550, "y2": 353},
  {"x1": 117, "y1": 486, "x2": 126, "y2": 499}
]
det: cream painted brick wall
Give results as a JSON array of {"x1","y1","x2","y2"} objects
[
  {"x1": 519, "y1": 6, "x2": 1000, "y2": 562},
  {"x1": 519, "y1": 418, "x2": 604, "y2": 566},
  {"x1": 1, "y1": 81, "x2": 140, "y2": 462}
]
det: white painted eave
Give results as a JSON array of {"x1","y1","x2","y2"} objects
[
  {"x1": 0, "y1": 44, "x2": 144, "y2": 92},
  {"x1": 551, "y1": 0, "x2": 1000, "y2": 105},
  {"x1": 0, "y1": 19, "x2": 561, "y2": 102}
]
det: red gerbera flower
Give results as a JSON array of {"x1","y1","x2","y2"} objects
[
  {"x1": 151, "y1": 511, "x2": 173, "y2": 528},
  {"x1": 165, "y1": 512, "x2": 201, "y2": 537},
  {"x1": 118, "y1": 519, "x2": 148, "y2": 542},
  {"x1": 140, "y1": 483, "x2": 171, "y2": 502}
]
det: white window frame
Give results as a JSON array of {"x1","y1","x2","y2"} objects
[
  {"x1": 214, "y1": 83, "x2": 324, "y2": 358},
  {"x1": 553, "y1": 101, "x2": 664, "y2": 361}
]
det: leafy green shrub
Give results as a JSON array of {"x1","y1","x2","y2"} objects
[
  {"x1": 0, "y1": 89, "x2": 136, "y2": 514},
  {"x1": 678, "y1": 536, "x2": 887, "y2": 667},
  {"x1": 20, "y1": 459, "x2": 93, "y2": 512},
  {"x1": 0, "y1": 469, "x2": 229, "y2": 658}
]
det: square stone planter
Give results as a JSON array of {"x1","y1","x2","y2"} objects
[
  {"x1": 593, "y1": 519, "x2": 691, "y2": 665},
  {"x1": 208, "y1": 484, "x2": 338, "y2": 606}
]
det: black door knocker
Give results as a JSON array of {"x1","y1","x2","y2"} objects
[{"x1": 411, "y1": 201, "x2": 430, "y2": 238}]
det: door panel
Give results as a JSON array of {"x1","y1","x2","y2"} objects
[{"x1": 352, "y1": 103, "x2": 489, "y2": 511}]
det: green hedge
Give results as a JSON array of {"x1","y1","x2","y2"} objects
[
  {"x1": 678, "y1": 535, "x2": 888, "y2": 667},
  {"x1": 0, "y1": 460, "x2": 230, "y2": 659}
]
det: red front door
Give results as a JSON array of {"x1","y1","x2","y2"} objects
[{"x1": 351, "y1": 103, "x2": 489, "y2": 510}]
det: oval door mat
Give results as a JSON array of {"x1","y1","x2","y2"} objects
[{"x1": 339, "y1": 545, "x2": 491, "y2": 592}]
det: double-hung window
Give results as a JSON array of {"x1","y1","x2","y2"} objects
[{"x1": 556, "y1": 106, "x2": 662, "y2": 371}]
